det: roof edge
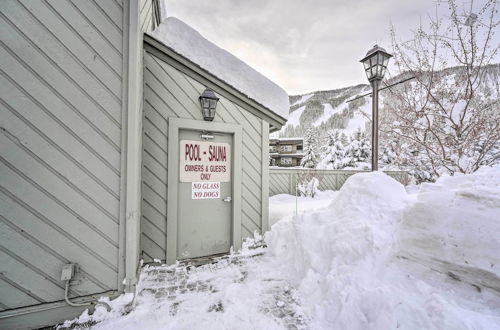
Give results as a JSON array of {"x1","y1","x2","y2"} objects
[{"x1": 144, "y1": 33, "x2": 287, "y2": 129}]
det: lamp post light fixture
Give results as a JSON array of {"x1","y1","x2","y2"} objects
[
  {"x1": 360, "y1": 44, "x2": 392, "y2": 171},
  {"x1": 199, "y1": 87, "x2": 219, "y2": 121}
]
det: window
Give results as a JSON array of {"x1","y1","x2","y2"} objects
[
  {"x1": 269, "y1": 145, "x2": 277, "y2": 153},
  {"x1": 280, "y1": 145, "x2": 292, "y2": 152},
  {"x1": 296, "y1": 145, "x2": 303, "y2": 151},
  {"x1": 281, "y1": 157, "x2": 292, "y2": 165}
]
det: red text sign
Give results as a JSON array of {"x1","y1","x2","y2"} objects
[
  {"x1": 180, "y1": 140, "x2": 231, "y2": 182},
  {"x1": 191, "y1": 182, "x2": 220, "y2": 199}
]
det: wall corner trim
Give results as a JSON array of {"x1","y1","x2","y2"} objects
[{"x1": 124, "y1": 0, "x2": 143, "y2": 293}]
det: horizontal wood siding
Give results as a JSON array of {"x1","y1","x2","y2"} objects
[
  {"x1": 141, "y1": 52, "x2": 264, "y2": 262},
  {"x1": 0, "y1": 0, "x2": 124, "y2": 311}
]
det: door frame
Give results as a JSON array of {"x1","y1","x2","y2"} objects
[{"x1": 166, "y1": 118, "x2": 242, "y2": 264}]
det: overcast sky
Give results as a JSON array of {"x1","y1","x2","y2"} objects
[{"x1": 165, "y1": 0, "x2": 494, "y2": 95}]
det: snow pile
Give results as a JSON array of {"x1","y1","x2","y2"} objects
[
  {"x1": 267, "y1": 172, "x2": 407, "y2": 328},
  {"x1": 59, "y1": 294, "x2": 134, "y2": 329},
  {"x1": 62, "y1": 167, "x2": 500, "y2": 329},
  {"x1": 399, "y1": 165, "x2": 500, "y2": 282},
  {"x1": 151, "y1": 17, "x2": 289, "y2": 119},
  {"x1": 269, "y1": 190, "x2": 337, "y2": 226},
  {"x1": 266, "y1": 168, "x2": 500, "y2": 329}
]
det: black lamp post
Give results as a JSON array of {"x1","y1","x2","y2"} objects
[
  {"x1": 199, "y1": 88, "x2": 219, "y2": 121},
  {"x1": 360, "y1": 45, "x2": 392, "y2": 171}
]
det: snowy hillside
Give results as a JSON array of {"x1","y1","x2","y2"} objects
[
  {"x1": 279, "y1": 63, "x2": 500, "y2": 140},
  {"x1": 280, "y1": 84, "x2": 371, "y2": 138}
]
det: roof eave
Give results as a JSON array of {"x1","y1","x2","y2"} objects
[{"x1": 144, "y1": 33, "x2": 288, "y2": 129}]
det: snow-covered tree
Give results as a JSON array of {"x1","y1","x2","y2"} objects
[
  {"x1": 318, "y1": 130, "x2": 348, "y2": 169},
  {"x1": 383, "y1": 0, "x2": 500, "y2": 177},
  {"x1": 301, "y1": 128, "x2": 320, "y2": 168},
  {"x1": 380, "y1": 141, "x2": 398, "y2": 167},
  {"x1": 345, "y1": 128, "x2": 371, "y2": 165},
  {"x1": 380, "y1": 141, "x2": 437, "y2": 183},
  {"x1": 339, "y1": 132, "x2": 349, "y2": 146},
  {"x1": 298, "y1": 177, "x2": 319, "y2": 198}
]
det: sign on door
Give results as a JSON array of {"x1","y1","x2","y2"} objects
[
  {"x1": 191, "y1": 182, "x2": 220, "y2": 199},
  {"x1": 180, "y1": 140, "x2": 231, "y2": 182}
]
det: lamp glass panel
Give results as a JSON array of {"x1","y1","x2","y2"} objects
[
  {"x1": 380, "y1": 65, "x2": 387, "y2": 78},
  {"x1": 201, "y1": 97, "x2": 209, "y2": 108},
  {"x1": 377, "y1": 64, "x2": 384, "y2": 77},
  {"x1": 363, "y1": 60, "x2": 370, "y2": 70},
  {"x1": 364, "y1": 69, "x2": 371, "y2": 80},
  {"x1": 383, "y1": 56, "x2": 389, "y2": 66},
  {"x1": 209, "y1": 99, "x2": 217, "y2": 109},
  {"x1": 202, "y1": 108, "x2": 209, "y2": 118}
]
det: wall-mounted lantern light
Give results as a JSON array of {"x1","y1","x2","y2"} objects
[
  {"x1": 199, "y1": 88, "x2": 219, "y2": 121},
  {"x1": 360, "y1": 44, "x2": 392, "y2": 171}
]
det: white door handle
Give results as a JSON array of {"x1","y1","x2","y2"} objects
[{"x1": 223, "y1": 196, "x2": 232, "y2": 202}]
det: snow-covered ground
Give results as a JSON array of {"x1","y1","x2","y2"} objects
[{"x1": 61, "y1": 166, "x2": 500, "y2": 329}]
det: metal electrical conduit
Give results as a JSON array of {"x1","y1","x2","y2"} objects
[
  {"x1": 62, "y1": 264, "x2": 112, "y2": 312},
  {"x1": 64, "y1": 258, "x2": 144, "y2": 314}
]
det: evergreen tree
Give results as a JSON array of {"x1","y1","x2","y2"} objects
[
  {"x1": 318, "y1": 130, "x2": 347, "y2": 169},
  {"x1": 345, "y1": 128, "x2": 370, "y2": 164},
  {"x1": 301, "y1": 128, "x2": 319, "y2": 169},
  {"x1": 380, "y1": 141, "x2": 397, "y2": 167},
  {"x1": 339, "y1": 132, "x2": 348, "y2": 146}
]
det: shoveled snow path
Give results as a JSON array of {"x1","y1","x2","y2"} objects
[{"x1": 66, "y1": 244, "x2": 308, "y2": 330}]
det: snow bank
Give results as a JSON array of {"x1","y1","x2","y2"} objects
[
  {"x1": 266, "y1": 172, "x2": 407, "y2": 328},
  {"x1": 266, "y1": 168, "x2": 500, "y2": 329},
  {"x1": 151, "y1": 17, "x2": 290, "y2": 119},
  {"x1": 268, "y1": 172, "x2": 406, "y2": 275},
  {"x1": 269, "y1": 190, "x2": 338, "y2": 226},
  {"x1": 63, "y1": 167, "x2": 500, "y2": 329},
  {"x1": 399, "y1": 165, "x2": 500, "y2": 284}
]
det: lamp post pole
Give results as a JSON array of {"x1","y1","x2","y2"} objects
[
  {"x1": 359, "y1": 44, "x2": 392, "y2": 172},
  {"x1": 371, "y1": 79, "x2": 380, "y2": 171}
]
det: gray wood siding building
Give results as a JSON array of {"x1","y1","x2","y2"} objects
[
  {"x1": 141, "y1": 49, "x2": 268, "y2": 262},
  {"x1": 0, "y1": 1, "x2": 160, "y2": 328},
  {"x1": 1, "y1": 0, "x2": 125, "y2": 311},
  {"x1": 0, "y1": 2, "x2": 287, "y2": 328}
]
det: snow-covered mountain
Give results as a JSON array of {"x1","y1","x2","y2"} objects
[
  {"x1": 278, "y1": 84, "x2": 371, "y2": 139},
  {"x1": 277, "y1": 64, "x2": 500, "y2": 140}
]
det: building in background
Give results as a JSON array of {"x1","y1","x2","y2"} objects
[{"x1": 269, "y1": 138, "x2": 304, "y2": 167}]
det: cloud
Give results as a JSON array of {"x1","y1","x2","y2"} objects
[{"x1": 164, "y1": 0, "x2": 496, "y2": 95}]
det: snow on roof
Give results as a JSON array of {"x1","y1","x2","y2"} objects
[{"x1": 151, "y1": 17, "x2": 290, "y2": 120}]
